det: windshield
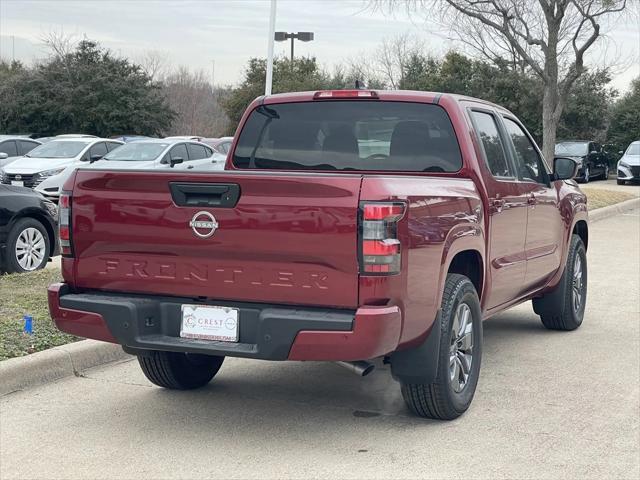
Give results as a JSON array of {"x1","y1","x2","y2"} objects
[
  {"x1": 555, "y1": 142, "x2": 588, "y2": 156},
  {"x1": 232, "y1": 101, "x2": 462, "y2": 172},
  {"x1": 27, "y1": 141, "x2": 89, "y2": 158},
  {"x1": 626, "y1": 143, "x2": 640, "y2": 155},
  {"x1": 103, "y1": 142, "x2": 169, "y2": 161}
]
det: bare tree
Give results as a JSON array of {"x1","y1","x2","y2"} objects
[
  {"x1": 137, "y1": 50, "x2": 169, "y2": 82},
  {"x1": 373, "y1": 0, "x2": 628, "y2": 160},
  {"x1": 343, "y1": 33, "x2": 424, "y2": 89},
  {"x1": 376, "y1": 33, "x2": 426, "y2": 88},
  {"x1": 40, "y1": 30, "x2": 77, "y2": 59},
  {"x1": 162, "y1": 66, "x2": 229, "y2": 136}
]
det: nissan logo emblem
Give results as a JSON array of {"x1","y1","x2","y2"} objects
[{"x1": 189, "y1": 211, "x2": 218, "y2": 238}]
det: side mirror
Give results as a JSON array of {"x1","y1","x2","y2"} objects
[
  {"x1": 90, "y1": 154, "x2": 103, "y2": 163},
  {"x1": 619, "y1": 151, "x2": 624, "y2": 155},
  {"x1": 0, "y1": 153, "x2": 8, "y2": 160},
  {"x1": 553, "y1": 157, "x2": 579, "y2": 181},
  {"x1": 169, "y1": 157, "x2": 184, "y2": 168}
]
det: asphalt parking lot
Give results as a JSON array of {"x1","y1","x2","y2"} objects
[
  {"x1": 581, "y1": 177, "x2": 640, "y2": 193},
  {"x1": 1, "y1": 210, "x2": 639, "y2": 480}
]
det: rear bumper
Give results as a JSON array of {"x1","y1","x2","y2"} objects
[{"x1": 48, "y1": 283, "x2": 402, "y2": 361}]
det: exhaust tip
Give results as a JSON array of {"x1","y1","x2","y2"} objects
[
  {"x1": 361, "y1": 363, "x2": 375, "y2": 377},
  {"x1": 336, "y1": 360, "x2": 376, "y2": 377}
]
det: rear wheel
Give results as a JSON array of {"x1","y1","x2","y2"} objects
[
  {"x1": 5, "y1": 218, "x2": 50, "y2": 274},
  {"x1": 400, "y1": 274, "x2": 482, "y2": 420},
  {"x1": 533, "y1": 234, "x2": 587, "y2": 331},
  {"x1": 137, "y1": 350, "x2": 224, "y2": 389}
]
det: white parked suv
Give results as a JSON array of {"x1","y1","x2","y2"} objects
[
  {"x1": 617, "y1": 140, "x2": 640, "y2": 185},
  {"x1": 0, "y1": 138, "x2": 122, "y2": 193}
]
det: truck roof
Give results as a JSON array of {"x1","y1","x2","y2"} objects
[{"x1": 261, "y1": 90, "x2": 513, "y2": 115}]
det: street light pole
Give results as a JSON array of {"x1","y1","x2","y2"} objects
[
  {"x1": 290, "y1": 36, "x2": 294, "y2": 63},
  {"x1": 265, "y1": 0, "x2": 277, "y2": 96},
  {"x1": 275, "y1": 31, "x2": 314, "y2": 63}
]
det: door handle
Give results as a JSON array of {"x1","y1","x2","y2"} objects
[{"x1": 169, "y1": 182, "x2": 240, "y2": 207}]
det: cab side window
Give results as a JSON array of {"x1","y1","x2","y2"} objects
[
  {"x1": 502, "y1": 117, "x2": 548, "y2": 184},
  {"x1": 470, "y1": 111, "x2": 513, "y2": 178}
]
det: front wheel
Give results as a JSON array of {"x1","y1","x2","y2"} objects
[
  {"x1": 533, "y1": 234, "x2": 587, "y2": 330},
  {"x1": 617, "y1": 179, "x2": 625, "y2": 186},
  {"x1": 400, "y1": 274, "x2": 482, "y2": 420},
  {"x1": 583, "y1": 166, "x2": 590, "y2": 183},
  {"x1": 603, "y1": 165, "x2": 609, "y2": 180},
  {"x1": 138, "y1": 350, "x2": 224, "y2": 389}
]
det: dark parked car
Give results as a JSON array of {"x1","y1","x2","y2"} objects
[
  {"x1": 554, "y1": 140, "x2": 609, "y2": 182},
  {"x1": 0, "y1": 185, "x2": 58, "y2": 273}
]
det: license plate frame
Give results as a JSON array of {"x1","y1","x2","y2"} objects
[
  {"x1": 180, "y1": 304, "x2": 239, "y2": 342},
  {"x1": 11, "y1": 180, "x2": 24, "y2": 187}
]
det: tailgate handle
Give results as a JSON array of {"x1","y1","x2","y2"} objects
[{"x1": 169, "y1": 183, "x2": 240, "y2": 208}]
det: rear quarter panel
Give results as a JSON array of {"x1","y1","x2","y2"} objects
[{"x1": 359, "y1": 176, "x2": 484, "y2": 348}]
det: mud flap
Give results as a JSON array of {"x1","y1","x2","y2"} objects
[
  {"x1": 390, "y1": 310, "x2": 441, "y2": 384},
  {"x1": 532, "y1": 265, "x2": 568, "y2": 317}
]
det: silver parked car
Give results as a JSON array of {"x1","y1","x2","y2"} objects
[
  {"x1": 0, "y1": 138, "x2": 123, "y2": 200},
  {"x1": 617, "y1": 140, "x2": 640, "y2": 185},
  {"x1": 90, "y1": 139, "x2": 222, "y2": 169},
  {"x1": 34, "y1": 139, "x2": 224, "y2": 201},
  {"x1": 0, "y1": 136, "x2": 42, "y2": 168}
]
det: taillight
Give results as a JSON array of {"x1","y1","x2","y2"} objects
[
  {"x1": 359, "y1": 202, "x2": 405, "y2": 275},
  {"x1": 59, "y1": 192, "x2": 73, "y2": 257}
]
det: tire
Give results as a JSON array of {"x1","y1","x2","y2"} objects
[
  {"x1": 603, "y1": 165, "x2": 609, "y2": 180},
  {"x1": 617, "y1": 179, "x2": 625, "y2": 186},
  {"x1": 583, "y1": 166, "x2": 590, "y2": 183},
  {"x1": 5, "y1": 217, "x2": 51, "y2": 274},
  {"x1": 533, "y1": 234, "x2": 587, "y2": 331},
  {"x1": 400, "y1": 274, "x2": 482, "y2": 420},
  {"x1": 138, "y1": 350, "x2": 224, "y2": 390}
]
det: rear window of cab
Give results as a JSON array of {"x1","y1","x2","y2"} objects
[{"x1": 232, "y1": 101, "x2": 462, "y2": 172}]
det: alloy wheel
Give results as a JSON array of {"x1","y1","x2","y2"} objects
[
  {"x1": 572, "y1": 254, "x2": 584, "y2": 313},
  {"x1": 449, "y1": 302, "x2": 473, "y2": 393},
  {"x1": 15, "y1": 227, "x2": 46, "y2": 271}
]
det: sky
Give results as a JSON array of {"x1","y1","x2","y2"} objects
[{"x1": 0, "y1": 0, "x2": 638, "y2": 92}]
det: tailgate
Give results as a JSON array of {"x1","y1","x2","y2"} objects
[{"x1": 69, "y1": 170, "x2": 362, "y2": 308}]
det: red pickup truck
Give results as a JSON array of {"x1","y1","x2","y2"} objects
[{"x1": 48, "y1": 90, "x2": 588, "y2": 420}]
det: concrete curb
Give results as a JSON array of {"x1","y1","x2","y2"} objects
[
  {"x1": 1, "y1": 197, "x2": 638, "y2": 396},
  {"x1": 0, "y1": 340, "x2": 131, "y2": 396},
  {"x1": 589, "y1": 196, "x2": 640, "y2": 223}
]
